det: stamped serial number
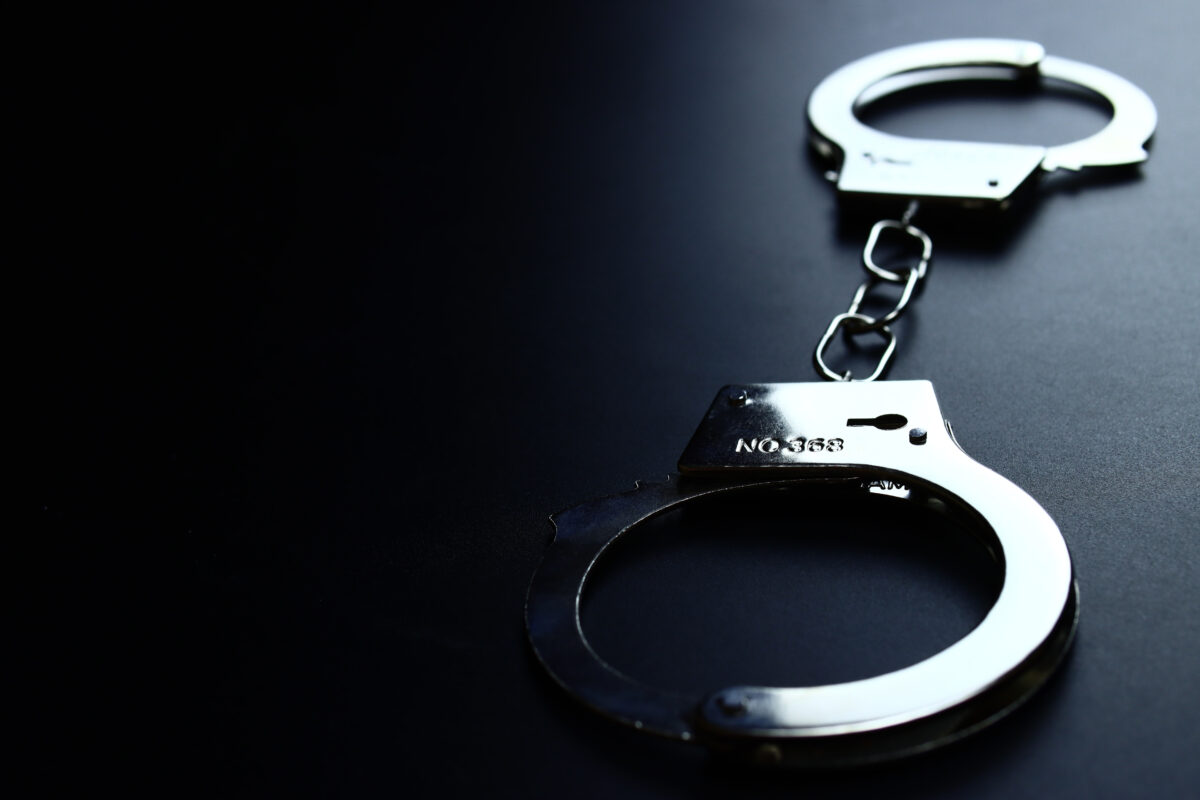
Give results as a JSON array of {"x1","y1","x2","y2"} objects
[{"x1": 734, "y1": 436, "x2": 844, "y2": 454}]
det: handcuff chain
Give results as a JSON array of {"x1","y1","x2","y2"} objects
[{"x1": 813, "y1": 201, "x2": 932, "y2": 381}]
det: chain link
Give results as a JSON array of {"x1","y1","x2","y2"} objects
[{"x1": 813, "y1": 202, "x2": 933, "y2": 381}]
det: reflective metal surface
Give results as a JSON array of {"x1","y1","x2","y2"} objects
[
  {"x1": 526, "y1": 381, "x2": 1077, "y2": 766},
  {"x1": 813, "y1": 312, "x2": 897, "y2": 382},
  {"x1": 812, "y1": 212, "x2": 932, "y2": 381},
  {"x1": 807, "y1": 39, "x2": 1157, "y2": 207}
]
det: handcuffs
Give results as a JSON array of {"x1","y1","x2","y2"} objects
[{"x1": 526, "y1": 40, "x2": 1156, "y2": 767}]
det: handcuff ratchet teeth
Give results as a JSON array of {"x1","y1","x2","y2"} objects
[{"x1": 526, "y1": 40, "x2": 1154, "y2": 768}]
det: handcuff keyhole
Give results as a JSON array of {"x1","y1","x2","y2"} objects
[{"x1": 847, "y1": 413, "x2": 908, "y2": 430}]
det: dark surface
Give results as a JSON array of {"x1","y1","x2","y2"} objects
[{"x1": 29, "y1": 2, "x2": 1200, "y2": 797}]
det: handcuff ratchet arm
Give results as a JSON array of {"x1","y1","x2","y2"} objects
[
  {"x1": 807, "y1": 39, "x2": 1157, "y2": 208},
  {"x1": 525, "y1": 381, "x2": 1077, "y2": 766}
]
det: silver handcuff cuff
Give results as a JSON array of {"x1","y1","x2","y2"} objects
[{"x1": 526, "y1": 40, "x2": 1156, "y2": 767}]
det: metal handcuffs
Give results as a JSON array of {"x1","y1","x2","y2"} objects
[
  {"x1": 526, "y1": 41, "x2": 1155, "y2": 767},
  {"x1": 809, "y1": 38, "x2": 1155, "y2": 207}
]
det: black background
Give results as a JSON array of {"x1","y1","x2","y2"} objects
[{"x1": 28, "y1": 1, "x2": 1200, "y2": 797}]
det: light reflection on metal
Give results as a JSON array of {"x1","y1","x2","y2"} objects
[
  {"x1": 526, "y1": 381, "x2": 1076, "y2": 767},
  {"x1": 808, "y1": 38, "x2": 1157, "y2": 208}
]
